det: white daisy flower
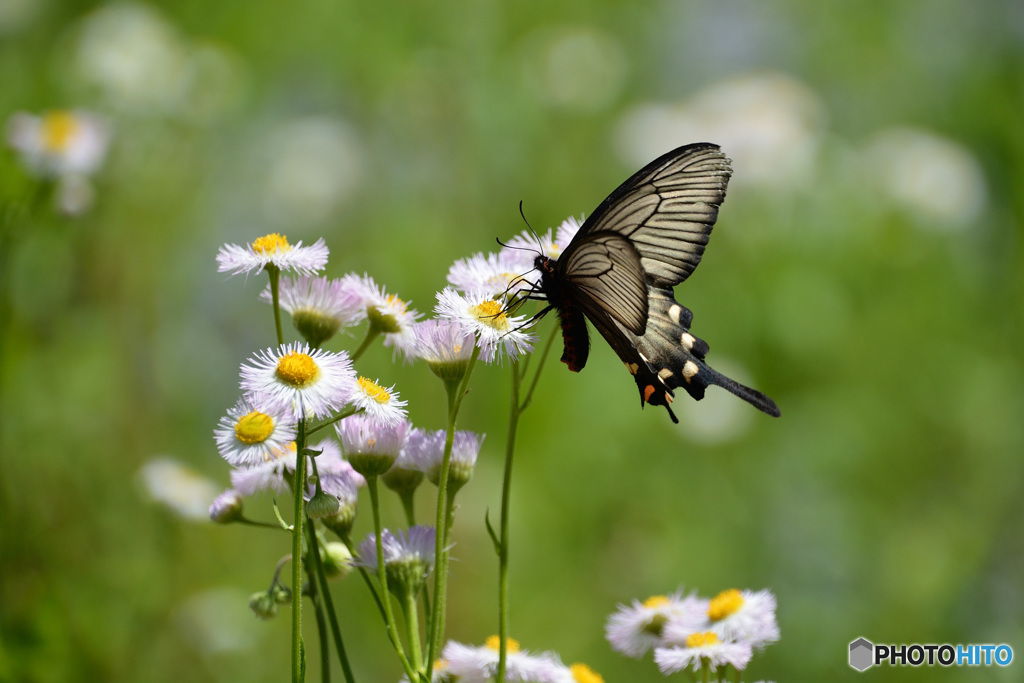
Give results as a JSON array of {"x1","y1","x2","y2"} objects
[
  {"x1": 654, "y1": 632, "x2": 753, "y2": 675},
  {"x1": 229, "y1": 442, "x2": 297, "y2": 497},
  {"x1": 443, "y1": 637, "x2": 568, "y2": 683},
  {"x1": 346, "y1": 376, "x2": 408, "y2": 426},
  {"x1": 336, "y1": 414, "x2": 409, "y2": 477},
  {"x1": 496, "y1": 215, "x2": 584, "y2": 279},
  {"x1": 606, "y1": 591, "x2": 707, "y2": 658},
  {"x1": 705, "y1": 588, "x2": 780, "y2": 648},
  {"x1": 239, "y1": 342, "x2": 354, "y2": 420},
  {"x1": 435, "y1": 287, "x2": 535, "y2": 364},
  {"x1": 338, "y1": 273, "x2": 421, "y2": 360},
  {"x1": 260, "y1": 275, "x2": 363, "y2": 346},
  {"x1": 214, "y1": 394, "x2": 296, "y2": 467},
  {"x1": 216, "y1": 233, "x2": 329, "y2": 277},
  {"x1": 447, "y1": 251, "x2": 535, "y2": 297},
  {"x1": 6, "y1": 109, "x2": 111, "y2": 178}
]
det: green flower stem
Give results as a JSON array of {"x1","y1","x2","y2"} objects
[
  {"x1": 367, "y1": 477, "x2": 417, "y2": 682},
  {"x1": 306, "y1": 522, "x2": 356, "y2": 683},
  {"x1": 306, "y1": 406, "x2": 362, "y2": 437},
  {"x1": 495, "y1": 360, "x2": 522, "y2": 683},
  {"x1": 268, "y1": 265, "x2": 285, "y2": 346},
  {"x1": 702, "y1": 661, "x2": 711, "y2": 683},
  {"x1": 336, "y1": 532, "x2": 389, "y2": 625},
  {"x1": 496, "y1": 323, "x2": 557, "y2": 681},
  {"x1": 398, "y1": 490, "x2": 417, "y2": 527},
  {"x1": 425, "y1": 346, "x2": 480, "y2": 671},
  {"x1": 309, "y1": 575, "x2": 330, "y2": 683},
  {"x1": 399, "y1": 589, "x2": 423, "y2": 673},
  {"x1": 237, "y1": 517, "x2": 290, "y2": 530},
  {"x1": 291, "y1": 419, "x2": 308, "y2": 683},
  {"x1": 350, "y1": 327, "x2": 381, "y2": 362}
]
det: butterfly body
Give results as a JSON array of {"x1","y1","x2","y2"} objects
[{"x1": 530, "y1": 143, "x2": 780, "y2": 422}]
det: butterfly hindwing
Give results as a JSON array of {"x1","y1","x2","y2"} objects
[
  {"x1": 573, "y1": 143, "x2": 731, "y2": 288},
  {"x1": 558, "y1": 231, "x2": 648, "y2": 336}
]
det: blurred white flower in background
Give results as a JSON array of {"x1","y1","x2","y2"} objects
[
  {"x1": 139, "y1": 456, "x2": 221, "y2": 522},
  {"x1": 260, "y1": 117, "x2": 363, "y2": 228},
  {"x1": 615, "y1": 72, "x2": 825, "y2": 191},
  {"x1": 676, "y1": 359, "x2": 756, "y2": 444},
  {"x1": 5, "y1": 109, "x2": 112, "y2": 214},
  {"x1": 73, "y1": 3, "x2": 188, "y2": 113},
  {"x1": 176, "y1": 588, "x2": 263, "y2": 655},
  {"x1": 861, "y1": 127, "x2": 987, "y2": 229},
  {"x1": 520, "y1": 26, "x2": 629, "y2": 112},
  {"x1": 6, "y1": 109, "x2": 111, "y2": 177},
  {"x1": 0, "y1": 0, "x2": 43, "y2": 35},
  {"x1": 71, "y1": 2, "x2": 246, "y2": 121}
]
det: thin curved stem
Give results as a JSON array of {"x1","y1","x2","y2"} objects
[
  {"x1": 306, "y1": 523, "x2": 356, "y2": 683},
  {"x1": 350, "y1": 327, "x2": 380, "y2": 362},
  {"x1": 291, "y1": 419, "x2": 308, "y2": 682},
  {"x1": 367, "y1": 477, "x2": 417, "y2": 682},
  {"x1": 495, "y1": 360, "x2": 522, "y2": 683}
]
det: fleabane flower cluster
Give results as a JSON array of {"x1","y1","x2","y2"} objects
[
  {"x1": 439, "y1": 636, "x2": 604, "y2": 683},
  {"x1": 606, "y1": 587, "x2": 779, "y2": 680},
  {"x1": 260, "y1": 275, "x2": 363, "y2": 346}
]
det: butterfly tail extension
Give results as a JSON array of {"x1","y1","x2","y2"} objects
[{"x1": 631, "y1": 286, "x2": 780, "y2": 418}]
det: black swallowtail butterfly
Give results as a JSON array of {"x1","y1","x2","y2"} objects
[{"x1": 528, "y1": 143, "x2": 780, "y2": 423}]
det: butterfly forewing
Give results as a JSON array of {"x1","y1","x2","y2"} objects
[
  {"x1": 558, "y1": 231, "x2": 648, "y2": 336},
  {"x1": 575, "y1": 143, "x2": 731, "y2": 288}
]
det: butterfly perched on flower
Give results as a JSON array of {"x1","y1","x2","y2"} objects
[{"x1": 523, "y1": 143, "x2": 780, "y2": 423}]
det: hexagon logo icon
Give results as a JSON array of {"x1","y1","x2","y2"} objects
[{"x1": 849, "y1": 637, "x2": 874, "y2": 671}]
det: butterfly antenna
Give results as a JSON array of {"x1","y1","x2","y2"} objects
[{"x1": 518, "y1": 200, "x2": 546, "y2": 253}]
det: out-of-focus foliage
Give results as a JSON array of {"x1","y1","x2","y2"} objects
[{"x1": 2, "y1": 1, "x2": 1023, "y2": 681}]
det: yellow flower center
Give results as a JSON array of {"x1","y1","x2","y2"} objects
[
  {"x1": 468, "y1": 299, "x2": 509, "y2": 331},
  {"x1": 234, "y1": 411, "x2": 275, "y2": 444},
  {"x1": 385, "y1": 293, "x2": 407, "y2": 313},
  {"x1": 642, "y1": 595, "x2": 670, "y2": 609},
  {"x1": 570, "y1": 663, "x2": 604, "y2": 683},
  {"x1": 432, "y1": 659, "x2": 448, "y2": 672},
  {"x1": 267, "y1": 442, "x2": 297, "y2": 462},
  {"x1": 685, "y1": 632, "x2": 720, "y2": 648},
  {"x1": 252, "y1": 233, "x2": 291, "y2": 255},
  {"x1": 707, "y1": 589, "x2": 744, "y2": 621},
  {"x1": 40, "y1": 111, "x2": 79, "y2": 153},
  {"x1": 357, "y1": 377, "x2": 391, "y2": 404},
  {"x1": 275, "y1": 351, "x2": 320, "y2": 387},
  {"x1": 484, "y1": 635, "x2": 520, "y2": 653}
]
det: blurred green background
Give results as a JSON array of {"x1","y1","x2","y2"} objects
[{"x1": 2, "y1": 0, "x2": 1023, "y2": 681}]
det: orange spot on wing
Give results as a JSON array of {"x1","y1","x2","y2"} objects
[{"x1": 643, "y1": 384, "x2": 656, "y2": 402}]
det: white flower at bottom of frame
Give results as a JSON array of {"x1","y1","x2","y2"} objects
[
  {"x1": 443, "y1": 637, "x2": 569, "y2": 683},
  {"x1": 216, "y1": 233, "x2": 329, "y2": 277},
  {"x1": 6, "y1": 109, "x2": 111, "y2": 177},
  {"x1": 434, "y1": 287, "x2": 535, "y2": 364},
  {"x1": 229, "y1": 442, "x2": 297, "y2": 497},
  {"x1": 214, "y1": 394, "x2": 296, "y2": 467},
  {"x1": 605, "y1": 591, "x2": 708, "y2": 658},
  {"x1": 653, "y1": 632, "x2": 753, "y2": 675},
  {"x1": 345, "y1": 376, "x2": 408, "y2": 426},
  {"x1": 702, "y1": 588, "x2": 780, "y2": 649},
  {"x1": 239, "y1": 342, "x2": 354, "y2": 420}
]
